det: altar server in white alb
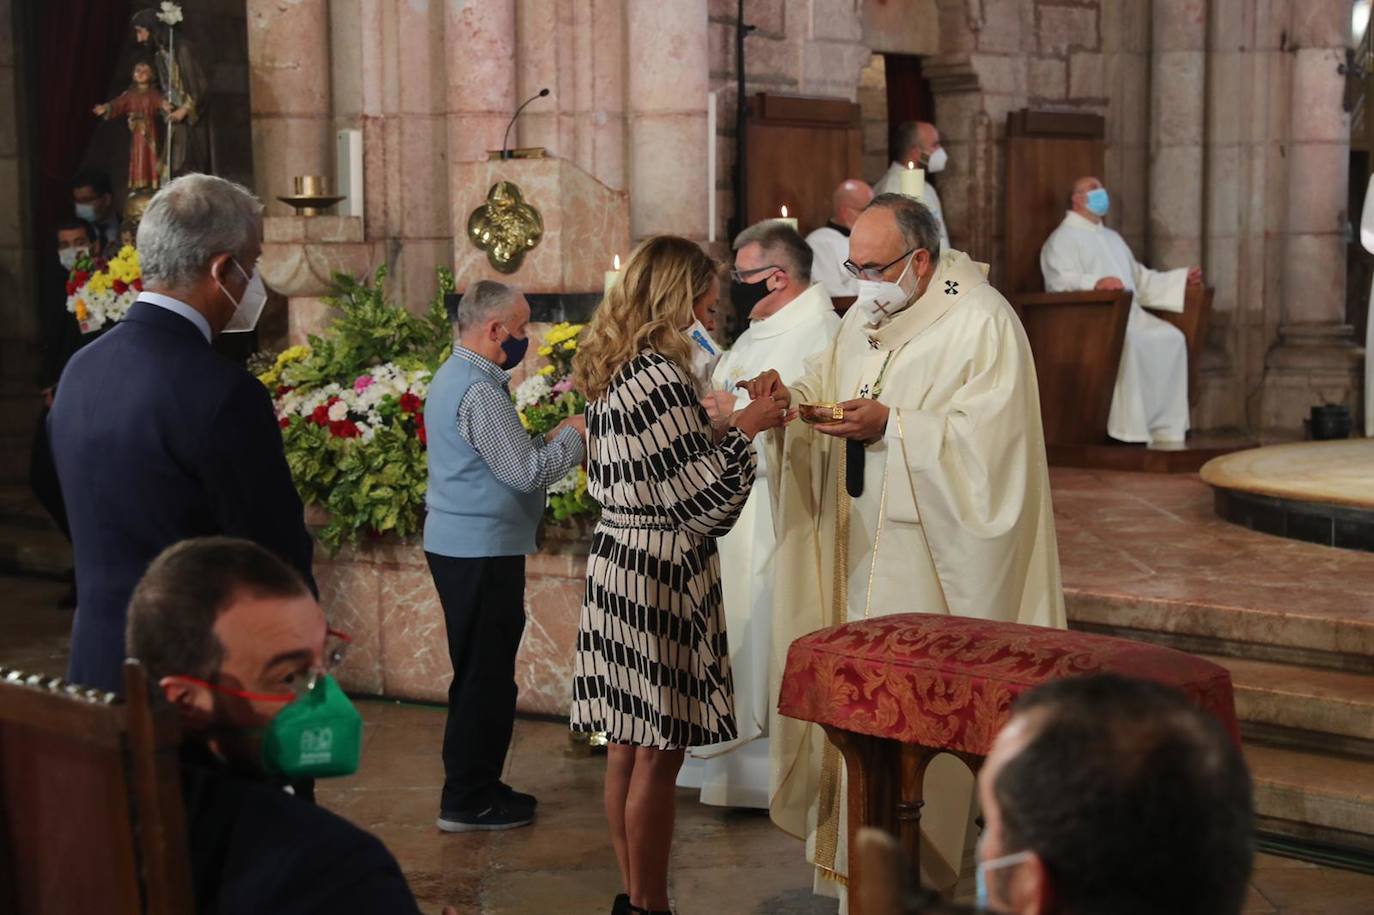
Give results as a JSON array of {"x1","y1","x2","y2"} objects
[
  {"x1": 873, "y1": 120, "x2": 950, "y2": 251},
  {"x1": 743, "y1": 195, "x2": 1064, "y2": 902},
  {"x1": 677, "y1": 221, "x2": 841, "y2": 809},
  {"x1": 1040, "y1": 176, "x2": 1203, "y2": 445},
  {"x1": 805, "y1": 179, "x2": 873, "y2": 298}
]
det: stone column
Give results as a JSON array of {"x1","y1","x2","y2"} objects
[
  {"x1": 246, "y1": 0, "x2": 333, "y2": 216},
  {"x1": 445, "y1": 0, "x2": 517, "y2": 164},
  {"x1": 1262, "y1": 0, "x2": 1361, "y2": 429},
  {"x1": 626, "y1": 0, "x2": 709, "y2": 241},
  {"x1": 1149, "y1": 0, "x2": 1207, "y2": 270}
]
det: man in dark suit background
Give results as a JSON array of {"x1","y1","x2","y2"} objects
[{"x1": 48, "y1": 172, "x2": 314, "y2": 694}]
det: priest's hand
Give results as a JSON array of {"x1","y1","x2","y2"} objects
[
  {"x1": 738, "y1": 369, "x2": 790, "y2": 404},
  {"x1": 1187, "y1": 266, "x2": 1204, "y2": 286},
  {"x1": 1094, "y1": 276, "x2": 1125, "y2": 291},
  {"x1": 816, "y1": 399, "x2": 889, "y2": 444},
  {"x1": 731, "y1": 394, "x2": 792, "y2": 440}
]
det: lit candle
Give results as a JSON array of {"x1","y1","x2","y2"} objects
[
  {"x1": 604, "y1": 253, "x2": 621, "y2": 296},
  {"x1": 900, "y1": 161, "x2": 925, "y2": 200},
  {"x1": 778, "y1": 205, "x2": 798, "y2": 231}
]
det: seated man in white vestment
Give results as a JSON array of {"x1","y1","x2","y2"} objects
[
  {"x1": 806, "y1": 179, "x2": 873, "y2": 298},
  {"x1": 677, "y1": 221, "x2": 841, "y2": 808},
  {"x1": 741, "y1": 195, "x2": 1065, "y2": 902},
  {"x1": 1040, "y1": 175, "x2": 1204, "y2": 445},
  {"x1": 873, "y1": 120, "x2": 950, "y2": 251}
]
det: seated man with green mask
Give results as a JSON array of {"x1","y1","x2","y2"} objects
[{"x1": 127, "y1": 537, "x2": 446, "y2": 914}]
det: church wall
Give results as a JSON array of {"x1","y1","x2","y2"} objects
[{"x1": 0, "y1": 0, "x2": 34, "y2": 482}]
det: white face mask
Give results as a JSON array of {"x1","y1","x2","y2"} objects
[
  {"x1": 855, "y1": 250, "x2": 920, "y2": 325},
  {"x1": 58, "y1": 247, "x2": 88, "y2": 271},
  {"x1": 74, "y1": 202, "x2": 100, "y2": 224},
  {"x1": 926, "y1": 146, "x2": 948, "y2": 174},
  {"x1": 685, "y1": 319, "x2": 722, "y2": 388},
  {"x1": 217, "y1": 258, "x2": 269, "y2": 334}
]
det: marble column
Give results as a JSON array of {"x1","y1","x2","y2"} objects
[
  {"x1": 1149, "y1": 0, "x2": 1207, "y2": 271},
  {"x1": 246, "y1": 0, "x2": 333, "y2": 216},
  {"x1": 1263, "y1": 0, "x2": 1361, "y2": 430},
  {"x1": 626, "y1": 0, "x2": 709, "y2": 241}
]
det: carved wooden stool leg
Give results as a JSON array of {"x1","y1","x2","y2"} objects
[
  {"x1": 822, "y1": 726, "x2": 900, "y2": 915},
  {"x1": 897, "y1": 744, "x2": 940, "y2": 878}
]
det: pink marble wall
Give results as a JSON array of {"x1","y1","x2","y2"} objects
[
  {"x1": 318, "y1": 535, "x2": 588, "y2": 717},
  {"x1": 450, "y1": 157, "x2": 629, "y2": 293}
]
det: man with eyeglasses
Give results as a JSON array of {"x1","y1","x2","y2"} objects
[
  {"x1": 742, "y1": 193, "x2": 1064, "y2": 905},
  {"x1": 678, "y1": 220, "x2": 841, "y2": 810},
  {"x1": 127, "y1": 536, "x2": 458, "y2": 914}
]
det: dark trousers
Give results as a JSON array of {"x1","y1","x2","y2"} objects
[
  {"x1": 29, "y1": 408, "x2": 70, "y2": 540},
  {"x1": 425, "y1": 552, "x2": 526, "y2": 813}
]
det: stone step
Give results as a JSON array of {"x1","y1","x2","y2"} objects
[
  {"x1": 1246, "y1": 744, "x2": 1374, "y2": 853},
  {"x1": 1205, "y1": 655, "x2": 1374, "y2": 758}
]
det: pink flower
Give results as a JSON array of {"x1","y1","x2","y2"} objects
[
  {"x1": 354, "y1": 374, "x2": 375, "y2": 394},
  {"x1": 552, "y1": 378, "x2": 574, "y2": 394}
]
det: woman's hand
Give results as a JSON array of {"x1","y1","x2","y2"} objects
[
  {"x1": 731, "y1": 394, "x2": 792, "y2": 440},
  {"x1": 738, "y1": 369, "x2": 789, "y2": 404}
]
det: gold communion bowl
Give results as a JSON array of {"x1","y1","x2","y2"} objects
[{"x1": 799, "y1": 402, "x2": 845, "y2": 425}]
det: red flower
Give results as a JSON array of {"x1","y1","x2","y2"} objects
[
  {"x1": 417, "y1": 425, "x2": 427, "y2": 445},
  {"x1": 132, "y1": 278, "x2": 144, "y2": 291},
  {"x1": 72, "y1": 270, "x2": 89, "y2": 287},
  {"x1": 65, "y1": 280, "x2": 76, "y2": 296},
  {"x1": 275, "y1": 384, "x2": 294, "y2": 397},
  {"x1": 113, "y1": 279, "x2": 128, "y2": 295},
  {"x1": 329, "y1": 419, "x2": 360, "y2": 438},
  {"x1": 279, "y1": 417, "x2": 290, "y2": 429},
  {"x1": 399, "y1": 392, "x2": 422, "y2": 415},
  {"x1": 310, "y1": 404, "x2": 330, "y2": 425}
]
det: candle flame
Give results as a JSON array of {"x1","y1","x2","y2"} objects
[
  {"x1": 907, "y1": 160, "x2": 916, "y2": 170},
  {"x1": 612, "y1": 254, "x2": 620, "y2": 270},
  {"x1": 780, "y1": 205, "x2": 789, "y2": 218}
]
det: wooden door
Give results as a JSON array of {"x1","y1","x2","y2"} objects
[{"x1": 744, "y1": 93, "x2": 863, "y2": 237}]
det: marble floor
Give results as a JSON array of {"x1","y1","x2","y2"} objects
[{"x1": 3, "y1": 574, "x2": 1374, "y2": 914}]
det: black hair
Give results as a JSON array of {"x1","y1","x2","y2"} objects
[
  {"x1": 70, "y1": 169, "x2": 113, "y2": 197},
  {"x1": 55, "y1": 219, "x2": 97, "y2": 243},
  {"x1": 993, "y1": 674, "x2": 1254, "y2": 915}
]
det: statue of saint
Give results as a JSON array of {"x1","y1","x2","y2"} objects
[
  {"x1": 93, "y1": 60, "x2": 164, "y2": 191},
  {"x1": 130, "y1": 7, "x2": 212, "y2": 179}
]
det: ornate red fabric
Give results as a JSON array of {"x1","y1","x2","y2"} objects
[{"x1": 778, "y1": 614, "x2": 1239, "y2": 753}]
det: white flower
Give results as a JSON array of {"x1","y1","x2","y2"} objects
[
  {"x1": 157, "y1": 2, "x2": 183, "y2": 25},
  {"x1": 327, "y1": 401, "x2": 349, "y2": 422},
  {"x1": 548, "y1": 468, "x2": 579, "y2": 495},
  {"x1": 513, "y1": 375, "x2": 551, "y2": 409}
]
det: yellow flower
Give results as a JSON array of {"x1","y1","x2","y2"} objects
[
  {"x1": 561, "y1": 340, "x2": 575, "y2": 351},
  {"x1": 538, "y1": 365, "x2": 555, "y2": 377},
  {"x1": 117, "y1": 244, "x2": 137, "y2": 262},
  {"x1": 276, "y1": 344, "x2": 310, "y2": 367},
  {"x1": 258, "y1": 368, "x2": 280, "y2": 387},
  {"x1": 86, "y1": 271, "x2": 112, "y2": 294},
  {"x1": 75, "y1": 299, "x2": 89, "y2": 321},
  {"x1": 538, "y1": 345, "x2": 553, "y2": 357},
  {"x1": 517, "y1": 410, "x2": 532, "y2": 431}
]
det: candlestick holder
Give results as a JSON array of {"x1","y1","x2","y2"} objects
[{"x1": 278, "y1": 175, "x2": 346, "y2": 216}]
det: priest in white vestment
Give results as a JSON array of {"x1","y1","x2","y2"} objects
[
  {"x1": 806, "y1": 179, "x2": 873, "y2": 298},
  {"x1": 1359, "y1": 173, "x2": 1374, "y2": 436},
  {"x1": 742, "y1": 194, "x2": 1065, "y2": 902},
  {"x1": 678, "y1": 221, "x2": 842, "y2": 808},
  {"x1": 1040, "y1": 175, "x2": 1204, "y2": 445},
  {"x1": 873, "y1": 120, "x2": 951, "y2": 252}
]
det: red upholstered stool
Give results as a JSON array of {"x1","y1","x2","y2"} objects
[{"x1": 778, "y1": 613, "x2": 1239, "y2": 912}]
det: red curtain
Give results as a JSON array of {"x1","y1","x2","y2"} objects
[{"x1": 32, "y1": 0, "x2": 132, "y2": 249}]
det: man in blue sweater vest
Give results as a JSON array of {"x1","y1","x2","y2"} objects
[{"x1": 424, "y1": 280, "x2": 585, "y2": 831}]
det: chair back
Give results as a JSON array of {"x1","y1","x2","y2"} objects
[{"x1": 0, "y1": 662, "x2": 194, "y2": 915}]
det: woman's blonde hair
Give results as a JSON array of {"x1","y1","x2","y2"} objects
[{"x1": 574, "y1": 235, "x2": 717, "y2": 401}]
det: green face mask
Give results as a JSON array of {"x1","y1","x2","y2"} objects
[{"x1": 257, "y1": 674, "x2": 363, "y2": 779}]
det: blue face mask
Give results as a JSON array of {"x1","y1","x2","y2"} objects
[
  {"x1": 1084, "y1": 187, "x2": 1110, "y2": 217},
  {"x1": 975, "y1": 848, "x2": 1034, "y2": 910},
  {"x1": 497, "y1": 324, "x2": 529, "y2": 369}
]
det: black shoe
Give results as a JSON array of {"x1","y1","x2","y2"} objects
[
  {"x1": 611, "y1": 894, "x2": 631, "y2": 915},
  {"x1": 436, "y1": 798, "x2": 534, "y2": 833},
  {"x1": 497, "y1": 781, "x2": 537, "y2": 811}
]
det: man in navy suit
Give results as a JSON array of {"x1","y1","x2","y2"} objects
[{"x1": 48, "y1": 173, "x2": 315, "y2": 694}]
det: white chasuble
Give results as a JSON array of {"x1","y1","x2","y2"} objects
[
  {"x1": 766, "y1": 250, "x2": 1066, "y2": 900},
  {"x1": 676, "y1": 283, "x2": 842, "y2": 809},
  {"x1": 806, "y1": 225, "x2": 857, "y2": 298},
  {"x1": 874, "y1": 160, "x2": 951, "y2": 252},
  {"x1": 1040, "y1": 210, "x2": 1191, "y2": 444}
]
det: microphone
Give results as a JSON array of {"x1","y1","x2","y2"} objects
[{"x1": 501, "y1": 88, "x2": 551, "y2": 160}]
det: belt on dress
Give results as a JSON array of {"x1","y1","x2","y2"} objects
[{"x1": 597, "y1": 509, "x2": 678, "y2": 531}]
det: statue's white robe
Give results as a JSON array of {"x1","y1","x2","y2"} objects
[
  {"x1": 677, "y1": 284, "x2": 841, "y2": 808},
  {"x1": 1040, "y1": 210, "x2": 1190, "y2": 444},
  {"x1": 766, "y1": 250, "x2": 1066, "y2": 902},
  {"x1": 806, "y1": 225, "x2": 857, "y2": 298},
  {"x1": 874, "y1": 160, "x2": 951, "y2": 252}
]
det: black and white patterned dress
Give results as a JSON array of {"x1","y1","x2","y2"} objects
[{"x1": 570, "y1": 352, "x2": 757, "y2": 748}]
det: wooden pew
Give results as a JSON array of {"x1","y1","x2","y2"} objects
[
  {"x1": 0, "y1": 662, "x2": 193, "y2": 915},
  {"x1": 1156, "y1": 284, "x2": 1214, "y2": 407}
]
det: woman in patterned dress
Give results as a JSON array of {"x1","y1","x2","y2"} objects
[{"x1": 571, "y1": 236, "x2": 790, "y2": 915}]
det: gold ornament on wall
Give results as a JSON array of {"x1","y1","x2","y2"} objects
[{"x1": 468, "y1": 181, "x2": 543, "y2": 273}]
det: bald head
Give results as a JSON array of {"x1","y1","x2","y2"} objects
[{"x1": 831, "y1": 179, "x2": 874, "y2": 229}]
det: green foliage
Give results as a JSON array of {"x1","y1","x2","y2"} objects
[{"x1": 521, "y1": 391, "x2": 586, "y2": 438}]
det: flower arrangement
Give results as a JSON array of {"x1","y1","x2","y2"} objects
[
  {"x1": 512, "y1": 322, "x2": 597, "y2": 522},
  {"x1": 65, "y1": 245, "x2": 144, "y2": 333},
  {"x1": 264, "y1": 266, "x2": 452, "y2": 552},
  {"x1": 157, "y1": 2, "x2": 184, "y2": 26}
]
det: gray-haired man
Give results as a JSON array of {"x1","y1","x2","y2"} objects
[
  {"x1": 424, "y1": 280, "x2": 585, "y2": 832},
  {"x1": 48, "y1": 173, "x2": 313, "y2": 695}
]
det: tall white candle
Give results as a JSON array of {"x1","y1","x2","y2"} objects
[
  {"x1": 707, "y1": 92, "x2": 717, "y2": 243},
  {"x1": 778, "y1": 204, "x2": 798, "y2": 231},
  {"x1": 900, "y1": 161, "x2": 925, "y2": 200},
  {"x1": 604, "y1": 254, "x2": 621, "y2": 297}
]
